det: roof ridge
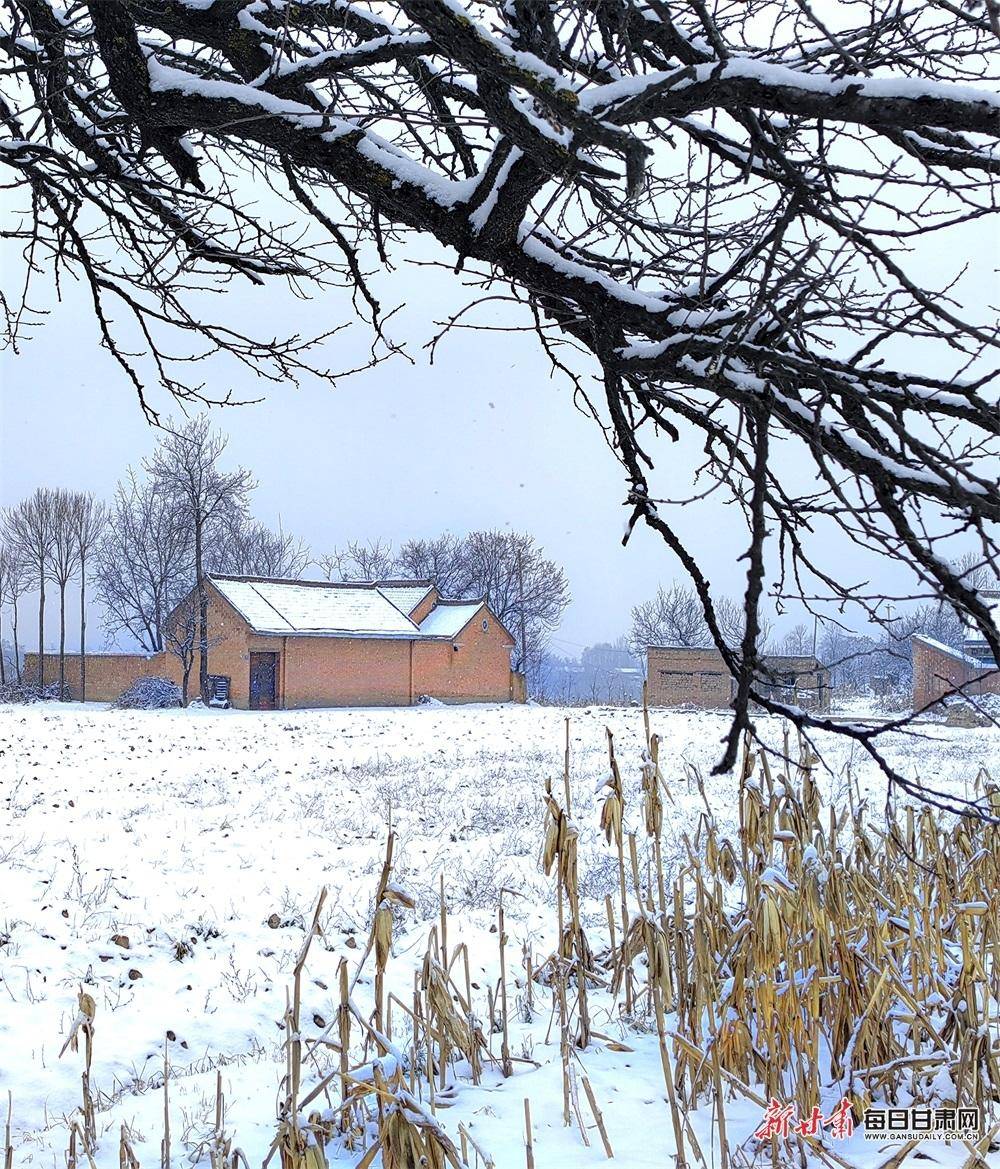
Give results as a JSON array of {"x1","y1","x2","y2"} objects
[{"x1": 209, "y1": 574, "x2": 431, "y2": 591}]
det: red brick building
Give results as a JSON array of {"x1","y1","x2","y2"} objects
[
  {"x1": 25, "y1": 576, "x2": 523, "y2": 709},
  {"x1": 646, "y1": 645, "x2": 830, "y2": 711},
  {"x1": 910, "y1": 589, "x2": 999, "y2": 710},
  {"x1": 911, "y1": 635, "x2": 999, "y2": 710}
]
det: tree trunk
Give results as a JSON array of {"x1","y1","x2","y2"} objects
[
  {"x1": 196, "y1": 521, "x2": 210, "y2": 702},
  {"x1": 181, "y1": 663, "x2": 190, "y2": 706},
  {"x1": 12, "y1": 600, "x2": 20, "y2": 683},
  {"x1": 80, "y1": 556, "x2": 87, "y2": 702},
  {"x1": 0, "y1": 607, "x2": 5, "y2": 685},
  {"x1": 58, "y1": 579, "x2": 67, "y2": 699},
  {"x1": 37, "y1": 559, "x2": 45, "y2": 690}
]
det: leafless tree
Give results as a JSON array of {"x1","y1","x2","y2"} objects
[
  {"x1": 818, "y1": 625, "x2": 877, "y2": 696},
  {"x1": 47, "y1": 488, "x2": 81, "y2": 697},
  {"x1": 0, "y1": 541, "x2": 27, "y2": 683},
  {"x1": 208, "y1": 515, "x2": 310, "y2": 579},
  {"x1": 630, "y1": 583, "x2": 768, "y2": 655},
  {"x1": 95, "y1": 470, "x2": 193, "y2": 653},
  {"x1": 458, "y1": 529, "x2": 570, "y2": 686},
  {"x1": 3, "y1": 1, "x2": 999, "y2": 809},
  {"x1": 322, "y1": 528, "x2": 568, "y2": 685},
  {"x1": 4, "y1": 488, "x2": 56, "y2": 688},
  {"x1": 0, "y1": 540, "x2": 29, "y2": 682},
  {"x1": 0, "y1": 547, "x2": 10, "y2": 684},
  {"x1": 396, "y1": 534, "x2": 468, "y2": 596},
  {"x1": 69, "y1": 492, "x2": 107, "y2": 701},
  {"x1": 318, "y1": 539, "x2": 397, "y2": 582},
  {"x1": 164, "y1": 591, "x2": 199, "y2": 704},
  {"x1": 146, "y1": 417, "x2": 254, "y2": 700},
  {"x1": 773, "y1": 622, "x2": 814, "y2": 658},
  {"x1": 630, "y1": 583, "x2": 713, "y2": 652}
]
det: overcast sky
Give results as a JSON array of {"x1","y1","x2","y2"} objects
[
  {"x1": 1, "y1": 198, "x2": 995, "y2": 656},
  {"x1": 0, "y1": 243, "x2": 718, "y2": 653}
]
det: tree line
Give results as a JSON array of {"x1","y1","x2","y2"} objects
[{"x1": 0, "y1": 418, "x2": 569, "y2": 702}]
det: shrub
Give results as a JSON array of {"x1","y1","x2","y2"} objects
[
  {"x1": 114, "y1": 676, "x2": 182, "y2": 710},
  {"x1": 0, "y1": 680, "x2": 40, "y2": 705}
]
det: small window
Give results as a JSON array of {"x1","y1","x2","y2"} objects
[{"x1": 482, "y1": 618, "x2": 489, "y2": 631}]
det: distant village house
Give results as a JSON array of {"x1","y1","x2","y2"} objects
[
  {"x1": 25, "y1": 576, "x2": 524, "y2": 709},
  {"x1": 646, "y1": 645, "x2": 830, "y2": 711},
  {"x1": 911, "y1": 589, "x2": 1000, "y2": 710}
]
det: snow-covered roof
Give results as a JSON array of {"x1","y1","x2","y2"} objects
[
  {"x1": 210, "y1": 576, "x2": 420, "y2": 637},
  {"x1": 376, "y1": 582, "x2": 435, "y2": 617},
  {"x1": 418, "y1": 601, "x2": 486, "y2": 639},
  {"x1": 912, "y1": 633, "x2": 987, "y2": 669},
  {"x1": 207, "y1": 576, "x2": 502, "y2": 642},
  {"x1": 963, "y1": 592, "x2": 1000, "y2": 644}
]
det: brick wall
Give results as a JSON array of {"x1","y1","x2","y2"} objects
[
  {"x1": 647, "y1": 646, "x2": 732, "y2": 708},
  {"x1": 756, "y1": 655, "x2": 831, "y2": 712},
  {"x1": 20, "y1": 590, "x2": 250, "y2": 706},
  {"x1": 912, "y1": 635, "x2": 1000, "y2": 710},
  {"x1": 22, "y1": 651, "x2": 179, "y2": 702},
  {"x1": 412, "y1": 611, "x2": 515, "y2": 702},
  {"x1": 282, "y1": 636, "x2": 414, "y2": 707},
  {"x1": 188, "y1": 590, "x2": 252, "y2": 706}
]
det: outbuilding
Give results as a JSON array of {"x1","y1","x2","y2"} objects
[{"x1": 646, "y1": 645, "x2": 830, "y2": 711}]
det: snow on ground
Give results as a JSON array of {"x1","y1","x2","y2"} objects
[{"x1": 1, "y1": 701, "x2": 996, "y2": 1167}]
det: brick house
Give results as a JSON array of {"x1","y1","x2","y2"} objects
[
  {"x1": 646, "y1": 645, "x2": 830, "y2": 711},
  {"x1": 911, "y1": 590, "x2": 999, "y2": 709},
  {"x1": 25, "y1": 576, "x2": 523, "y2": 709}
]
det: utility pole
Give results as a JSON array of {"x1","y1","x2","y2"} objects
[{"x1": 516, "y1": 545, "x2": 528, "y2": 687}]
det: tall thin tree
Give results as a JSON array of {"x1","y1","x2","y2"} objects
[
  {"x1": 70, "y1": 493, "x2": 107, "y2": 702},
  {"x1": 146, "y1": 419, "x2": 254, "y2": 701},
  {"x1": 48, "y1": 489, "x2": 81, "y2": 698},
  {"x1": 5, "y1": 489, "x2": 56, "y2": 689},
  {"x1": 0, "y1": 540, "x2": 29, "y2": 683},
  {"x1": 0, "y1": 543, "x2": 21, "y2": 684}
]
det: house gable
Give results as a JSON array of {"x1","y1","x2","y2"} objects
[
  {"x1": 376, "y1": 581, "x2": 438, "y2": 622},
  {"x1": 419, "y1": 600, "x2": 516, "y2": 647}
]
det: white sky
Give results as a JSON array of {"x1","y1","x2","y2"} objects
[
  {"x1": 0, "y1": 245, "x2": 729, "y2": 653},
  {"x1": 1, "y1": 192, "x2": 996, "y2": 656}
]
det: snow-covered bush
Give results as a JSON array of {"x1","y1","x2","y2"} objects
[
  {"x1": 114, "y1": 677, "x2": 182, "y2": 710},
  {"x1": 0, "y1": 680, "x2": 40, "y2": 704},
  {"x1": 1, "y1": 679, "x2": 71, "y2": 703}
]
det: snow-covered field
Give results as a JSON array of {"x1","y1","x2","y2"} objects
[{"x1": 1, "y1": 701, "x2": 996, "y2": 1167}]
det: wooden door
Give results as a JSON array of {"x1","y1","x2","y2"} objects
[{"x1": 249, "y1": 652, "x2": 278, "y2": 710}]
